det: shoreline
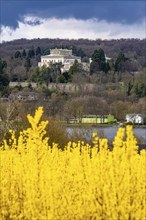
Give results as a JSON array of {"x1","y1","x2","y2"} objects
[{"x1": 60, "y1": 122, "x2": 146, "y2": 129}]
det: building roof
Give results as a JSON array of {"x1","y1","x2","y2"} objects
[
  {"x1": 51, "y1": 48, "x2": 72, "y2": 51},
  {"x1": 126, "y1": 114, "x2": 143, "y2": 117},
  {"x1": 41, "y1": 54, "x2": 81, "y2": 59},
  {"x1": 41, "y1": 54, "x2": 64, "y2": 58},
  {"x1": 82, "y1": 115, "x2": 113, "y2": 118}
]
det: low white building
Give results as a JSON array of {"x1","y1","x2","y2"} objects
[
  {"x1": 38, "y1": 48, "x2": 81, "y2": 72},
  {"x1": 89, "y1": 55, "x2": 112, "y2": 63},
  {"x1": 125, "y1": 114, "x2": 144, "y2": 124}
]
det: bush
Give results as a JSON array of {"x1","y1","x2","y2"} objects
[{"x1": 0, "y1": 107, "x2": 145, "y2": 220}]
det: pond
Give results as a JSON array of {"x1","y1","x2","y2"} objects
[{"x1": 67, "y1": 126, "x2": 146, "y2": 143}]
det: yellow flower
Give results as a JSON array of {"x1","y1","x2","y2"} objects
[{"x1": 0, "y1": 107, "x2": 145, "y2": 220}]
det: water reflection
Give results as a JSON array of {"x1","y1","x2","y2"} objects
[{"x1": 67, "y1": 126, "x2": 146, "y2": 144}]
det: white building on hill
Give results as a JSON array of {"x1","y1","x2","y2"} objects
[{"x1": 38, "y1": 48, "x2": 81, "y2": 72}]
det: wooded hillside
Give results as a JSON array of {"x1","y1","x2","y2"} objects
[{"x1": 1, "y1": 38, "x2": 145, "y2": 64}]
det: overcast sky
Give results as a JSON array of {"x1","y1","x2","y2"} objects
[{"x1": 1, "y1": 0, "x2": 146, "y2": 42}]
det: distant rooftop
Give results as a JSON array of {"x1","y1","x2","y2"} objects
[
  {"x1": 50, "y1": 48, "x2": 72, "y2": 56},
  {"x1": 41, "y1": 54, "x2": 64, "y2": 58},
  {"x1": 51, "y1": 48, "x2": 71, "y2": 51}
]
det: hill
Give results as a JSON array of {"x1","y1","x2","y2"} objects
[{"x1": 0, "y1": 38, "x2": 145, "y2": 63}]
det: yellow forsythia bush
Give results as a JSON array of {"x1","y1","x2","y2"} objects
[{"x1": 0, "y1": 107, "x2": 146, "y2": 220}]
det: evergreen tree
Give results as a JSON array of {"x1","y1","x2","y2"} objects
[
  {"x1": 22, "y1": 49, "x2": 27, "y2": 58},
  {"x1": 24, "y1": 57, "x2": 31, "y2": 72},
  {"x1": 0, "y1": 58, "x2": 7, "y2": 71},
  {"x1": 57, "y1": 74, "x2": 66, "y2": 83},
  {"x1": 134, "y1": 83, "x2": 146, "y2": 98},
  {"x1": 115, "y1": 52, "x2": 128, "y2": 72},
  {"x1": 41, "y1": 66, "x2": 52, "y2": 87},
  {"x1": 69, "y1": 60, "x2": 79, "y2": 75},
  {"x1": 77, "y1": 48, "x2": 86, "y2": 58},
  {"x1": 91, "y1": 48, "x2": 109, "y2": 73},
  {"x1": 15, "y1": 51, "x2": 21, "y2": 59},
  {"x1": 127, "y1": 81, "x2": 133, "y2": 96},
  {"x1": 62, "y1": 72, "x2": 72, "y2": 82},
  {"x1": 0, "y1": 59, "x2": 9, "y2": 94},
  {"x1": 31, "y1": 67, "x2": 41, "y2": 86},
  {"x1": 72, "y1": 46, "x2": 78, "y2": 56},
  {"x1": 104, "y1": 62, "x2": 111, "y2": 74},
  {"x1": 36, "y1": 47, "x2": 41, "y2": 56},
  {"x1": 31, "y1": 66, "x2": 52, "y2": 87},
  {"x1": 28, "y1": 49, "x2": 35, "y2": 58},
  {"x1": 91, "y1": 48, "x2": 105, "y2": 63}
]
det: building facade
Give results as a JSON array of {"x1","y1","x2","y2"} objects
[
  {"x1": 38, "y1": 48, "x2": 81, "y2": 72},
  {"x1": 69, "y1": 115, "x2": 116, "y2": 124},
  {"x1": 125, "y1": 114, "x2": 144, "y2": 124}
]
